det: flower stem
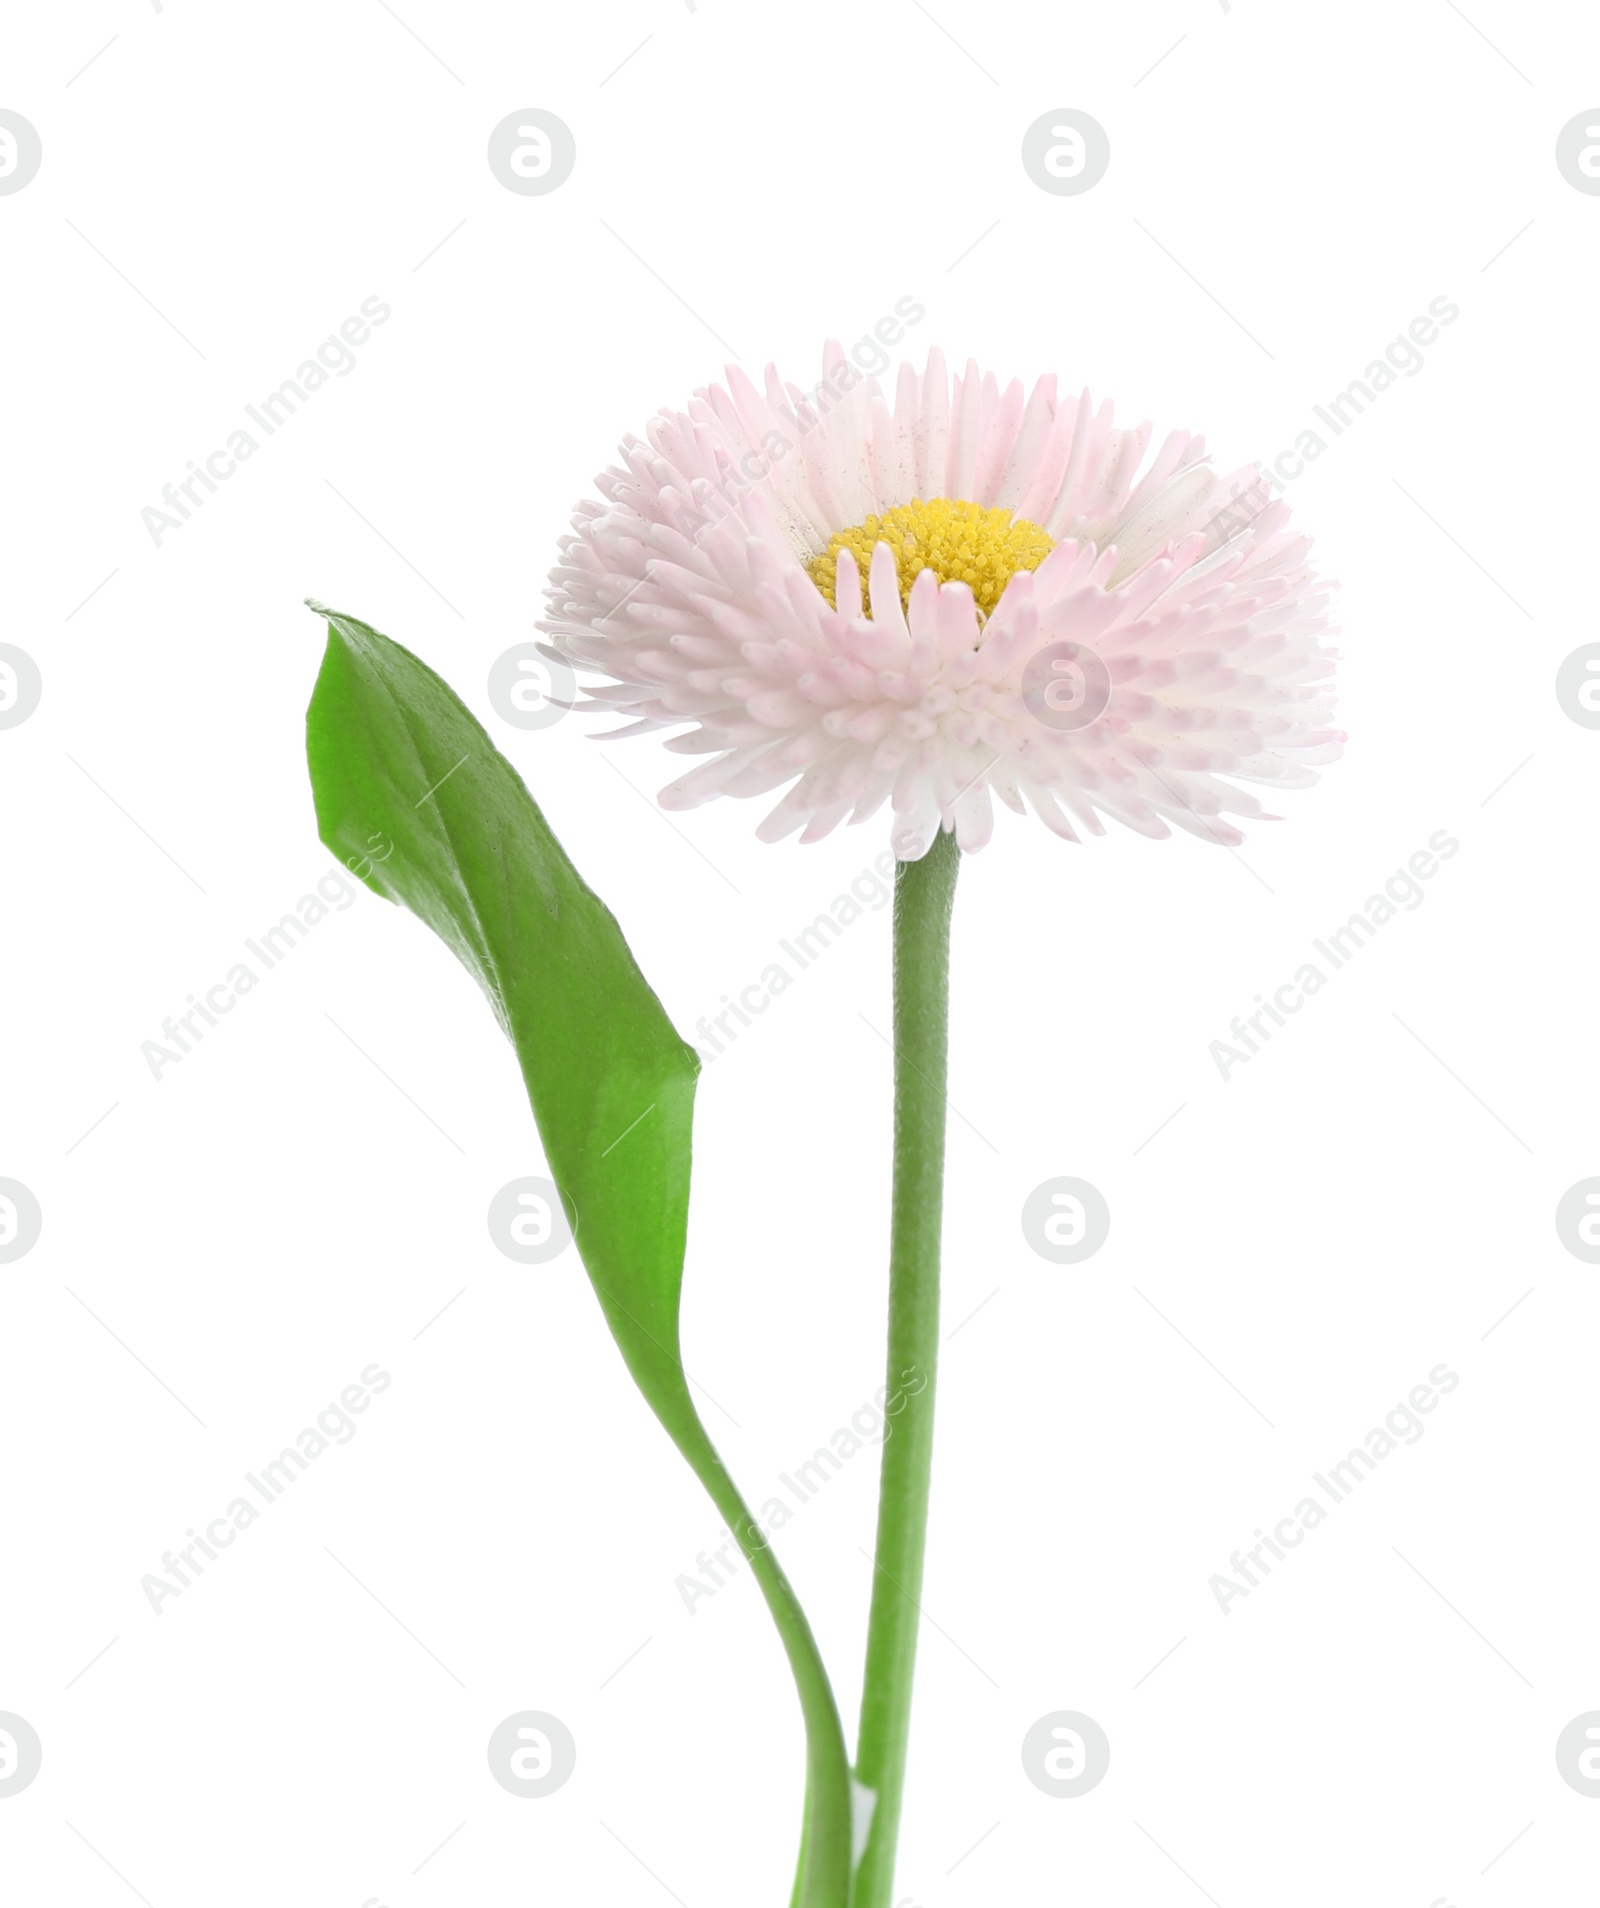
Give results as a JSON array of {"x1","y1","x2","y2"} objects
[{"x1": 852, "y1": 828, "x2": 960, "y2": 1907}]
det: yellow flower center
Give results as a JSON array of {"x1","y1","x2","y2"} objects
[{"x1": 808, "y1": 497, "x2": 1056, "y2": 620}]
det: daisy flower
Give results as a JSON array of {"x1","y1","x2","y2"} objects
[
  {"x1": 311, "y1": 343, "x2": 1349, "y2": 1908},
  {"x1": 540, "y1": 345, "x2": 1342, "y2": 858}
]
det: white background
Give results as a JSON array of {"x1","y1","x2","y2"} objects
[{"x1": 3, "y1": 2, "x2": 1595, "y2": 1903}]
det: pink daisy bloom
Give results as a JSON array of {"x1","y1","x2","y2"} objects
[{"x1": 540, "y1": 346, "x2": 1342, "y2": 858}]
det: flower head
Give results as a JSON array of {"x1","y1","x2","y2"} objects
[{"x1": 540, "y1": 347, "x2": 1342, "y2": 858}]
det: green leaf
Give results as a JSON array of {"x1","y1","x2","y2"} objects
[{"x1": 304, "y1": 604, "x2": 852, "y2": 1907}]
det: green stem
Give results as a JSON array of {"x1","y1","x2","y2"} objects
[
  {"x1": 670, "y1": 1417, "x2": 854, "y2": 1907},
  {"x1": 851, "y1": 828, "x2": 960, "y2": 1907}
]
